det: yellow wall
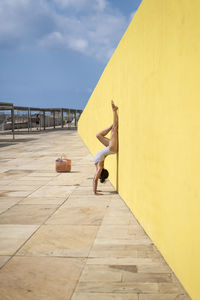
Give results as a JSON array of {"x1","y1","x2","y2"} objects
[{"x1": 78, "y1": 1, "x2": 200, "y2": 299}]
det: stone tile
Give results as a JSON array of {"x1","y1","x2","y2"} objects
[
  {"x1": 72, "y1": 188, "x2": 102, "y2": 196},
  {"x1": 89, "y1": 241, "x2": 159, "y2": 259},
  {"x1": 71, "y1": 293, "x2": 138, "y2": 300},
  {"x1": 94, "y1": 236, "x2": 152, "y2": 246},
  {"x1": 0, "y1": 256, "x2": 85, "y2": 300},
  {"x1": 139, "y1": 294, "x2": 190, "y2": 300},
  {"x1": 63, "y1": 197, "x2": 110, "y2": 208},
  {"x1": 80, "y1": 265, "x2": 123, "y2": 282},
  {"x1": 86, "y1": 257, "x2": 160, "y2": 265},
  {"x1": 96, "y1": 224, "x2": 146, "y2": 240},
  {"x1": 88, "y1": 244, "x2": 134, "y2": 258},
  {"x1": 0, "y1": 180, "x2": 14, "y2": 186},
  {"x1": 0, "y1": 204, "x2": 58, "y2": 224},
  {"x1": 137, "y1": 263, "x2": 172, "y2": 273},
  {"x1": 56, "y1": 173, "x2": 85, "y2": 180},
  {"x1": 171, "y1": 275, "x2": 190, "y2": 293},
  {"x1": 0, "y1": 190, "x2": 32, "y2": 197},
  {"x1": 80, "y1": 178, "x2": 113, "y2": 188},
  {"x1": 122, "y1": 272, "x2": 173, "y2": 283},
  {"x1": 97, "y1": 186, "x2": 116, "y2": 193},
  {"x1": 89, "y1": 243, "x2": 133, "y2": 258},
  {"x1": 47, "y1": 175, "x2": 85, "y2": 186},
  {"x1": 71, "y1": 186, "x2": 92, "y2": 191},
  {"x1": 46, "y1": 206, "x2": 106, "y2": 225},
  {"x1": 26, "y1": 172, "x2": 59, "y2": 177},
  {"x1": 8, "y1": 180, "x2": 44, "y2": 187},
  {"x1": 0, "y1": 225, "x2": 39, "y2": 255},
  {"x1": 18, "y1": 176, "x2": 53, "y2": 181},
  {"x1": 28, "y1": 185, "x2": 76, "y2": 198},
  {"x1": 46, "y1": 180, "x2": 81, "y2": 186},
  {"x1": 0, "y1": 185, "x2": 39, "y2": 191},
  {"x1": 0, "y1": 170, "x2": 33, "y2": 180},
  {"x1": 76, "y1": 281, "x2": 158, "y2": 294},
  {"x1": 95, "y1": 190, "x2": 119, "y2": 196},
  {"x1": 102, "y1": 208, "x2": 138, "y2": 225},
  {"x1": 0, "y1": 256, "x2": 10, "y2": 268},
  {"x1": 158, "y1": 283, "x2": 185, "y2": 294},
  {"x1": 17, "y1": 225, "x2": 98, "y2": 257},
  {"x1": 108, "y1": 202, "x2": 129, "y2": 210},
  {"x1": 19, "y1": 197, "x2": 66, "y2": 205},
  {"x1": 68, "y1": 193, "x2": 116, "y2": 201},
  {"x1": 79, "y1": 179, "x2": 96, "y2": 187},
  {"x1": 72, "y1": 165, "x2": 94, "y2": 173},
  {"x1": 0, "y1": 198, "x2": 22, "y2": 214}
]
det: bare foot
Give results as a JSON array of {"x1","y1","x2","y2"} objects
[{"x1": 111, "y1": 100, "x2": 118, "y2": 111}]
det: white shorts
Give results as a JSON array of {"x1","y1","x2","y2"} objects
[{"x1": 93, "y1": 146, "x2": 115, "y2": 164}]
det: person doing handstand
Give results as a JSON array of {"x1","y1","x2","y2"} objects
[{"x1": 93, "y1": 100, "x2": 118, "y2": 195}]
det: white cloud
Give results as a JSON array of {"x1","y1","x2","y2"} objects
[
  {"x1": 130, "y1": 10, "x2": 136, "y2": 22},
  {"x1": 52, "y1": 0, "x2": 107, "y2": 11},
  {"x1": 0, "y1": 0, "x2": 52, "y2": 48},
  {"x1": 87, "y1": 87, "x2": 93, "y2": 93},
  {"x1": 0, "y1": 0, "x2": 129, "y2": 61},
  {"x1": 53, "y1": 0, "x2": 88, "y2": 9},
  {"x1": 68, "y1": 38, "x2": 88, "y2": 52},
  {"x1": 95, "y1": 0, "x2": 107, "y2": 11},
  {"x1": 39, "y1": 31, "x2": 64, "y2": 47}
]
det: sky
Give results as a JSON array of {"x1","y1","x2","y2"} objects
[{"x1": 0, "y1": 0, "x2": 142, "y2": 110}]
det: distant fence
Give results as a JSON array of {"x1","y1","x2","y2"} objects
[{"x1": 0, "y1": 102, "x2": 82, "y2": 139}]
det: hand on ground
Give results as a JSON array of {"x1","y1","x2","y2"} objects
[{"x1": 95, "y1": 192, "x2": 104, "y2": 195}]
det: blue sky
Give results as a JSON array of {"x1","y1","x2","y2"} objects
[{"x1": 0, "y1": 0, "x2": 142, "y2": 110}]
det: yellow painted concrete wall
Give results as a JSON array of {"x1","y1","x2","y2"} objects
[{"x1": 78, "y1": 1, "x2": 200, "y2": 299}]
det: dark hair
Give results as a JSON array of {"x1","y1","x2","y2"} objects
[{"x1": 100, "y1": 168, "x2": 109, "y2": 183}]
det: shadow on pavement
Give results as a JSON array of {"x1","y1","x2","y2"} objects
[{"x1": 0, "y1": 138, "x2": 37, "y2": 148}]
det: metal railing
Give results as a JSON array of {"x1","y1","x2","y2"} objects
[{"x1": 0, "y1": 102, "x2": 82, "y2": 140}]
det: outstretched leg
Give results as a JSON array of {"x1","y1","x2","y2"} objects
[
  {"x1": 96, "y1": 124, "x2": 112, "y2": 147},
  {"x1": 109, "y1": 100, "x2": 118, "y2": 152}
]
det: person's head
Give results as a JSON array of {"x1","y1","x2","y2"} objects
[{"x1": 100, "y1": 168, "x2": 109, "y2": 183}]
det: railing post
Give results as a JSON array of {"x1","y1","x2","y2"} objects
[
  {"x1": 69, "y1": 109, "x2": 71, "y2": 128},
  {"x1": 28, "y1": 108, "x2": 30, "y2": 132},
  {"x1": 40, "y1": 111, "x2": 41, "y2": 131},
  {"x1": 53, "y1": 111, "x2": 55, "y2": 129},
  {"x1": 75, "y1": 110, "x2": 77, "y2": 128},
  {"x1": 61, "y1": 109, "x2": 63, "y2": 128},
  {"x1": 11, "y1": 107, "x2": 15, "y2": 140},
  {"x1": 30, "y1": 109, "x2": 32, "y2": 131},
  {"x1": 43, "y1": 111, "x2": 46, "y2": 130}
]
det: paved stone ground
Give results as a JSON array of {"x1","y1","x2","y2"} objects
[{"x1": 0, "y1": 130, "x2": 190, "y2": 300}]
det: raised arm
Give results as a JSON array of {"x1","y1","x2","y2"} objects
[{"x1": 93, "y1": 164, "x2": 103, "y2": 195}]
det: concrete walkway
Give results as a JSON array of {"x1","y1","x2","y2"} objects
[{"x1": 0, "y1": 130, "x2": 190, "y2": 300}]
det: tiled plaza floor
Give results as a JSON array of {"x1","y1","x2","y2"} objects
[{"x1": 0, "y1": 130, "x2": 190, "y2": 300}]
